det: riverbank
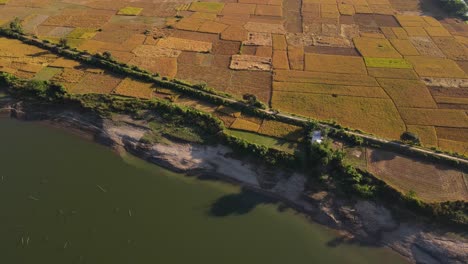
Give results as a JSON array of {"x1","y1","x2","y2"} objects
[{"x1": 0, "y1": 97, "x2": 467, "y2": 264}]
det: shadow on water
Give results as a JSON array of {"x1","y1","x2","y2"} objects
[{"x1": 208, "y1": 187, "x2": 278, "y2": 217}]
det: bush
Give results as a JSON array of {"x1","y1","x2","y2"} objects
[{"x1": 440, "y1": 0, "x2": 468, "y2": 17}]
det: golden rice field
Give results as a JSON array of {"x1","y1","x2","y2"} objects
[{"x1": 0, "y1": 0, "x2": 468, "y2": 159}]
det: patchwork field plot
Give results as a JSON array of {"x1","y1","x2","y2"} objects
[
  {"x1": 1, "y1": 0, "x2": 468, "y2": 156},
  {"x1": 272, "y1": 91, "x2": 406, "y2": 139},
  {"x1": 367, "y1": 149, "x2": 468, "y2": 202}
]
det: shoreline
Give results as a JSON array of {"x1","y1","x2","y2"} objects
[{"x1": 1, "y1": 98, "x2": 467, "y2": 263}]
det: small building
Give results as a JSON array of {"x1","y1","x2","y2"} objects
[{"x1": 310, "y1": 130, "x2": 323, "y2": 144}]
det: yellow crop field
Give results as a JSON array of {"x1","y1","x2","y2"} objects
[
  {"x1": 69, "y1": 72, "x2": 123, "y2": 94},
  {"x1": 399, "y1": 108, "x2": 468, "y2": 127},
  {"x1": 392, "y1": 27, "x2": 409, "y2": 39},
  {"x1": 389, "y1": 39, "x2": 419, "y2": 56},
  {"x1": 272, "y1": 92, "x2": 406, "y2": 139},
  {"x1": 189, "y1": 2, "x2": 225, "y2": 13},
  {"x1": 367, "y1": 68, "x2": 419, "y2": 79},
  {"x1": 304, "y1": 53, "x2": 367, "y2": 74},
  {"x1": 404, "y1": 27, "x2": 428, "y2": 37},
  {"x1": 338, "y1": 4, "x2": 355, "y2": 15},
  {"x1": 117, "y1": 7, "x2": 143, "y2": 16},
  {"x1": 377, "y1": 78, "x2": 437, "y2": 108},
  {"x1": 272, "y1": 50, "x2": 289, "y2": 69},
  {"x1": 354, "y1": 37, "x2": 402, "y2": 58},
  {"x1": 113, "y1": 78, "x2": 154, "y2": 99},
  {"x1": 258, "y1": 120, "x2": 303, "y2": 141},
  {"x1": 230, "y1": 118, "x2": 261, "y2": 132},
  {"x1": 287, "y1": 47, "x2": 304, "y2": 70},
  {"x1": 157, "y1": 37, "x2": 212, "y2": 52},
  {"x1": 364, "y1": 58, "x2": 412, "y2": 68},
  {"x1": 381, "y1": 27, "x2": 397, "y2": 39},
  {"x1": 272, "y1": 34, "x2": 287, "y2": 50},
  {"x1": 273, "y1": 82, "x2": 388, "y2": 98},
  {"x1": 406, "y1": 56, "x2": 467, "y2": 78},
  {"x1": 407, "y1": 125, "x2": 438, "y2": 147},
  {"x1": 424, "y1": 26, "x2": 451, "y2": 37},
  {"x1": 274, "y1": 70, "x2": 379, "y2": 86}
]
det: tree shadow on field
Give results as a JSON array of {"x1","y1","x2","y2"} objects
[
  {"x1": 369, "y1": 149, "x2": 396, "y2": 163},
  {"x1": 419, "y1": 0, "x2": 450, "y2": 18},
  {"x1": 208, "y1": 187, "x2": 277, "y2": 217}
]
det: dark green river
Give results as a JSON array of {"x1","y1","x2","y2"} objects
[{"x1": 0, "y1": 118, "x2": 408, "y2": 263}]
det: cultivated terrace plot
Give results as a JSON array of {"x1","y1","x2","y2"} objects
[{"x1": 2, "y1": 0, "x2": 468, "y2": 156}]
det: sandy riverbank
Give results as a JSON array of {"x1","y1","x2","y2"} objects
[{"x1": 1, "y1": 98, "x2": 467, "y2": 264}]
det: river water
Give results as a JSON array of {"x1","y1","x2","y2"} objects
[{"x1": 0, "y1": 118, "x2": 408, "y2": 264}]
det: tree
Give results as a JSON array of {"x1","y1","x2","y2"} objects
[
  {"x1": 243, "y1": 93, "x2": 257, "y2": 105},
  {"x1": 58, "y1": 38, "x2": 68, "y2": 48},
  {"x1": 102, "y1": 51, "x2": 113, "y2": 60},
  {"x1": 9, "y1": 17, "x2": 23, "y2": 33}
]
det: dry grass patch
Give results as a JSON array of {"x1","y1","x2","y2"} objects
[
  {"x1": 255, "y1": 4, "x2": 282, "y2": 16},
  {"x1": 436, "y1": 127, "x2": 468, "y2": 142},
  {"x1": 272, "y1": 92, "x2": 406, "y2": 139},
  {"x1": 51, "y1": 68, "x2": 85, "y2": 83},
  {"x1": 68, "y1": 73, "x2": 123, "y2": 94},
  {"x1": 256, "y1": 46, "x2": 273, "y2": 57},
  {"x1": 198, "y1": 21, "x2": 228, "y2": 34},
  {"x1": 174, "y1": 18, "x2": 205, "y2": 31},
  {"x1": 132, "y1": 45, "x2": 181, "y2": 58},
  {"x1": 438, "y1": 139, "x2": 468, "y2": 156},
  {"x1": 432, "y1": 37, "x2": 468, "y2": 61},
  {"x1": 366, "y1": 148, "x2": 468, "y2": 202},
  {"x1": 258, "y1": 120, "x2": 303, "y2": 141},
  {"x1": 399, "y1": 108, "x2": 468, "y2": 127},
  {"x1": 129, "y1": 57, "x2": 177, "y2": 78},
  {"x1": 409, "y1": 37, "x2": 445, "y2": 57},
  {"x1": 221, "y1": 25, "x2": 248, "y2": 41},
  {"x1": 433, "y1": 96, "x2": 468, "y2": 105},
  {"x1": 406, "y1": 56, "x2": 467, "y2": 78},
  {"x1": 230, "y1": 118, "x2": 261, "y2": 132},
  {"x1": 230, "y1": 55, "x2": 272, "y2": 71},
  {"x1": 274, "y1": 70, "x2": 379, "y2": 86},
  {"x1": 49, "y1": 57, "x2": 82, "y2": 68},
  {"x1": 305, "y1": 53, "x2": 366, "y2": 74},
  {"x1": 354, "y1": 37, "x2": 402, "y2": 58},
  {"x1": 389, "y1": 39, "x2": 419, "y2": 56},
  {"x1": 407, "y1": 125, "x2": 438, "y2": 147},
  {"x1": 273, "y1": 82, "x2": 388, "y2": 98},
  {"x1": 157, "y1": 37, "x2": 212, "y2": 53}
]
